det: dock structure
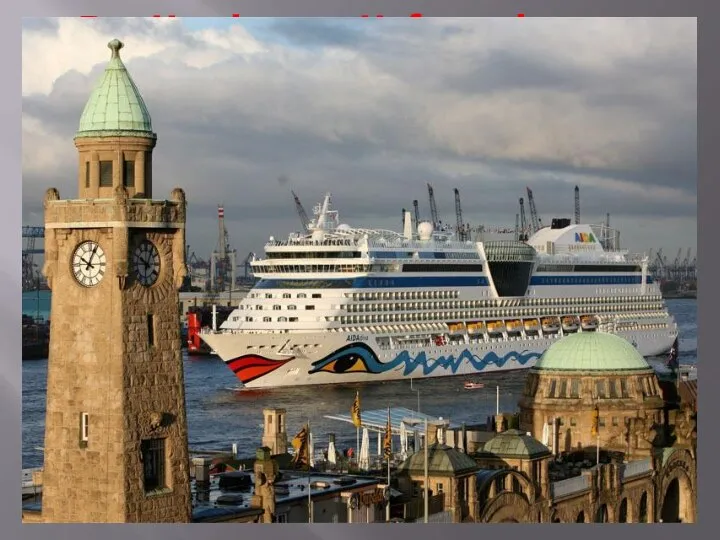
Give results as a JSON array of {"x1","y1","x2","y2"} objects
[{"x1": 324, "y1": 407, "x2": 457, "y2": 437}]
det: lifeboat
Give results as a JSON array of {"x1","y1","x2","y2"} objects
[
  {"x1": 447, "y1": 322, "x2": 466, "y2": 334},
  {"x1": 541, "y1": 317, "x2": 560, "y2": 333},
  {"x1": 467, "y1": 321, "x2": 485, "y2": 335},
  {"x1": 524, "y1": 318, "x2": 540, "y2": 333},
  {"x1": 464, "y1": 382, "x2": 485, "y2": 390},
  {"x1": 506, "y1": 320, "x2": 523, "y2": 334},
  {"x1": 562, "y1": 316, "x2": 579, "y2": 332},
  {"x1": 487, "y1": 321, "x2": 506, "y2": 335},
  {"x1": 580, "y1": 315, "x2": 598, "y2": 331}
]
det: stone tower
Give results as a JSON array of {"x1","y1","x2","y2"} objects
[
  {"x1": 261, "y1": 408, "x2": 288, "y2": 455},
  {"x1": 39, "y1": 39, "x2": 191, "y2": 523}
]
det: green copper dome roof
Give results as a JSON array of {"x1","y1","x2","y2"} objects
[
  {"x1": 76, "y1": 39, "x2": 155, "y2": 139},
  {"x1": 481, "y1": 430, "x2": 551, "y2": 459},
  {"x1": 396, "y1": 443, "x2": 479, "y2": 477},
  {"x1": 533, "y1": 332, "x2": 651, "y2": 372}
]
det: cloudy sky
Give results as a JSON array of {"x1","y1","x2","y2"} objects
[{"x1": 22, "y1": 17, "x2": 697, "y2": 264}]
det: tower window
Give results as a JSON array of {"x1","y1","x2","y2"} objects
[
  {"x1": 99, "y1": 161, "x2": 113, "y2": 187},
  {"x1": 85, "y1": 161, "x2": 90, "y2": 188},
  {"x1": 79, "y1": 412, "x2": 89, "y2": 447},
  {"x1": 124, "y1": 161, "x2": 135, "y2": 188},
  {"x1": 141, "y1": 438, "x2": 166, "y2": 492},
  {"x1": 147, "y1": 314, "x2": 155, "y2": 346}
]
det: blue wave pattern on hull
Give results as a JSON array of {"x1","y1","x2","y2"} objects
[
  {"x1": 308, "y1": 342, "x2": 542, "y2": 378},
  {"x1": 395, "y1": 349, "x2": 542, "y2": 376}
]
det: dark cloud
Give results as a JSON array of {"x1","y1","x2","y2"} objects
[{"x1": 22, "y1": 18, "x2": 697, "y2": 259}]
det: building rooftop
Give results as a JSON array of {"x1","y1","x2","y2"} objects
[
  {"x1": 76, "y1": 39, "x2": 155, "y2": 139},
  {"x1": 479, "y1": 429, "x2": 552, "y2": 460},
  {"x1": 395, "y1": 443, "x2": 479, "y2": 477},
  {"x1": 192, "y1": 469, "x2": 381, "y2": 521},
  {"x1": 22, "y1": 469, "x2": 382, "y2": 523},
  {"x1": 532, "y1": 332, "x2": 651, "y2": 373}
]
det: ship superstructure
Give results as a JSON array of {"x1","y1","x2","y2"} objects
[{"x1": 200, "y1": 193, "x2": 677, "y2": 389}]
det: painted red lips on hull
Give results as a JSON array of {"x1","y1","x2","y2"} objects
[{"x1": 226, "y1": 355, "x2": 294, "y2": 385}]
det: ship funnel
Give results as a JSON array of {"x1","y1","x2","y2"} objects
[{"x1": 403, "y1": 210, "x2": 413, "y2": 240}]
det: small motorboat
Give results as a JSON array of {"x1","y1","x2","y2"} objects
[
  {"x1": 467, "y1": 321, "x2": 485, "y2": 335},
  {"x1": 506, "y1": 320, "x2": 523, "y2": 334},
  {"x1": 524, "y1": 318, "x2": 540, "y2": 333},
  {"x1": 464, "y1": 381, "x2": 485, "y2": 390},
  {"x1": 487, "y1": 321, "x2": 505, "y2": 335},
  {"x1": 562, "y1": 316, "x2": 579, "y2": 332},
  {"x1": 580, "y1": 315, "x2": 598, "y2": 331},
  {"x1": 541, "y1": 317, "x2": 560, "y2": 333}
]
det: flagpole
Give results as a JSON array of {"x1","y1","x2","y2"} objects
[
  {"x1": 307, "y1": 419, "x2": 312, "y2": 524},
  {"x1": 386, "y1": 406, "x2": 391, "y2": 523},
  {"x1": 424, "y1": 417, "x2": 429, "y2": 524}
]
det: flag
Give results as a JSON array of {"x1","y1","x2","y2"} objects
[
  {"x1": 667, "y1": 338, "x2": 679, "y2": 370},
  {"x1": 351, "y1": 391, "x2": 362, "y2": 428},
  {"x1": 291, "y1": 424, "x2": 310, "y2": 467},
  {"x1": 383, "y1": 409, "x2": 392, "y2": 460},
  {"x1": 591, "y1": 404, "x2": 599, "y2": 437}
]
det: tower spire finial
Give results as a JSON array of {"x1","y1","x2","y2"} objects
[{"x1": 108, "y1": 39, "x2": 124, "y2": 59}]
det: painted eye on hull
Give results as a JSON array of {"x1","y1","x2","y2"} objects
[
  {"x1": 316, "y1": 354, "x2": 371, "y2": 374},
  {"x1": 309, "y1": 344, "x2": 381, "y2": 375}
]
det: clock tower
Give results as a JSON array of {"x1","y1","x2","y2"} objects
[{"x1": 39, "y1": 39, "x2": 191, "y2": 523}]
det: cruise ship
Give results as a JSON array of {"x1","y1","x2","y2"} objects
[{"x1": 200, "y1": 193, "x2": 677, "y2": 389}]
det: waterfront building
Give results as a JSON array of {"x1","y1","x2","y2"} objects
[{"x1": 392, "y1": 332, "x2": 697, "y2": 523}]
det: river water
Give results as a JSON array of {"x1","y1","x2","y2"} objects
[{"x1": 21, "y1": 296, "x2": 697, "y2": 469}]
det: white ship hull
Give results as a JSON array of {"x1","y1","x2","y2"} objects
[{"x1": 201, "y1": 327, "x2": 676, "y2": 389}]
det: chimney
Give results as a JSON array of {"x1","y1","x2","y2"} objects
[{"x1": 403, "y1": 210, "x2": 413, "y2": 240}]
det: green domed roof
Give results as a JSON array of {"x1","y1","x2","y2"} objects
[
  {"x1": 396, "y1": 443, "x2": 478, "y2": 477},
  {"x1": 534, "y1": 332, "x2": 650, "y2": 372},
  {"x1": 76, "y1": 39, "x2": 155, "y2": 139},
  {"x1": 481, "y1": 430, "x2": 551, "y2": 459}
]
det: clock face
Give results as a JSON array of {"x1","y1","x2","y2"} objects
[
  {"x1": 72, "y1": 241, "x2": 107, "y2": 287},
  {"x1": 132, "y1": 240, "x2": 161, "y2": 287}
]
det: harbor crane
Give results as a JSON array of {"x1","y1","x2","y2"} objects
[
  {"x1": 427, "y1": 183, "x2": 439, "y2": 229},
  {"x1": 22, "y1": 226, "x2": 45, "y2": 291},
  {"x1": 210, "y1": 205, "x2": 236, "y2": 292},
  {"x1": 292, "y1": 190, "x2": 311, "y2": 232},
  {"x1": 526, "y1": 187, "x2": 543, "y2": 233},
  {"x1": 574, "y1": 185, "x2": 580, "y2": 224},
  {"x1": 243, "y1": 252, "x2": 255, "y2": 280},
  {"x1": 518, "y1": 198, "x2": 529, "y2": 241},
  {"x1": 454, "y1": 188, "x2": 469, "y2": 241}
]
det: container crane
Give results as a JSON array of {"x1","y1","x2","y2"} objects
[
  {"x1": 574, "y1": 185, "x2": 580, "y2": 224},
  {"x1": 454, "y1": 188, "x2": 467, "y2": 241},
  {"x1": 526, "y1": 187, "x2": 543, "y2": 233},
  {"x1": 292, "y1": 190, "x2": 311, "y2": 232},
  {"x1": 518, "y1": 198, "x2": 529, "y2": 241},
  {"x1": 22, "y1": 226, "x2": 45, "y2": 291},
  {"x1": 427, "y1": 183, "x2": 439, "y2": 229}
]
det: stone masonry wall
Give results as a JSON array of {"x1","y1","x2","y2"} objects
[{"x1": 41, "y1": 191, "x2": 190, "y2": 523}]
